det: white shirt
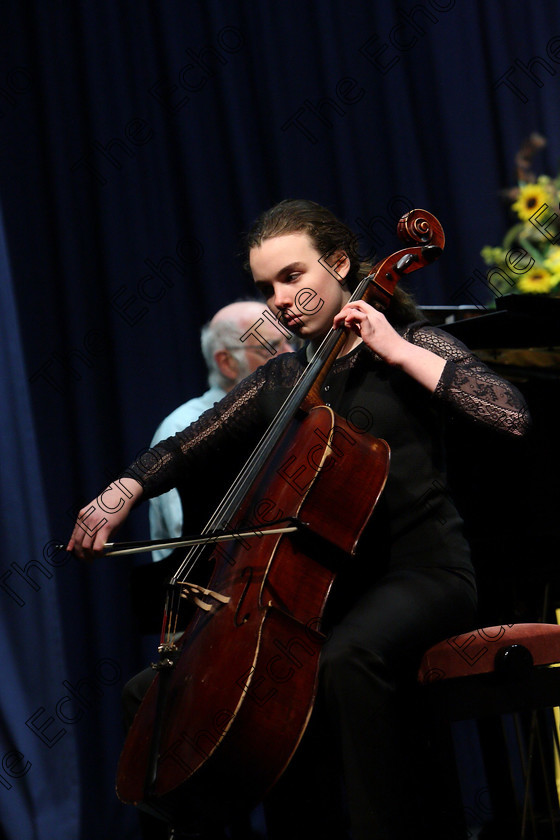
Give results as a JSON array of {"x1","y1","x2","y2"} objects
[{"x1": 148, "y1": 386, "x2": 226, "y2": 561}]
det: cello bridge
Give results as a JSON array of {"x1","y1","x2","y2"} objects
[{"x1": 177, "y1": 580, "x2": 231, "y2": 612}]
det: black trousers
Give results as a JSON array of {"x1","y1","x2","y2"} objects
[
  {"x1": 264, "y1": 564, "x2": 477, "y2": 840},
  {"x1": 123, "y1": 564, "x2": 477, "y2": 840}
]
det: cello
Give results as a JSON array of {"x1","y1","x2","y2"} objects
[{"x1": 115, "y1": 209, "x2": 445, "y2": 830}]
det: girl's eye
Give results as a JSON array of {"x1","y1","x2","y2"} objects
[{"x1": 287, "y1": 273, "x2": 300, "y2": 281}]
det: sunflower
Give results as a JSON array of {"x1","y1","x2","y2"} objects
[
  {"x1": 517, "y1": 266, "x2": 556, "y2": 294},
  {"x1": 512, "y1": 182, "x2": 552, "y2": 222}
]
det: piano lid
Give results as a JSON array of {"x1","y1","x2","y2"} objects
[{"x1": 429, "y1": 295, "x2": 560, "y2": 349}]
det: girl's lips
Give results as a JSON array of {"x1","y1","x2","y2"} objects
[{"x1": 281, "y1": 311, "x2": 304, "y2": 328}]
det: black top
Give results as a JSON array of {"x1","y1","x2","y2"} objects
[{"x1": 123, "y1": 325, "x2": 530, "y2": 584}]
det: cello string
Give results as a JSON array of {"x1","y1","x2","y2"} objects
[
  {"x1": 168, "y1": 332, "x2": 339, "y2": 584},
  {"x1": 168, "y1": 272, "x2": 375, "y2": 590},
  {"x1": 163, "y1": 272, "x2": 376, "y2": 639},
  {"x1": 166, "y1": 260, "x2": 398, "y2": 630},
  {"x1": 163, "y1": 242, "x2": 422, "y2": 629}
]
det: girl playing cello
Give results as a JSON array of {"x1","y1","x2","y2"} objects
[{"x1": 69, "y1": 199, "x2": 530, "y2": 839}]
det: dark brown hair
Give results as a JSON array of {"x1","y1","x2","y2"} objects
[{"x1": 244, "y1": 199, "x2": 422, "y2": 326}]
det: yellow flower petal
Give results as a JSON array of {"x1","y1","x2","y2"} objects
[
  {"x1": 517, "y1": 267, "x2": 555, "y2": 294},
  {"x1": 512, "y1": 183, "x2": 552, "y2": 222}
]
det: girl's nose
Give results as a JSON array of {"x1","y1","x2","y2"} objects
[{"x1": 273, "y1": 286, "x2": 293, "y2": 310}]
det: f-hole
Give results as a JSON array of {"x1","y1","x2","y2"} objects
[{"x1": 234, "y1": 566, "x2": 253, "y2": 626}]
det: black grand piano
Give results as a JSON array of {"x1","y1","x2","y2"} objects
[
  {"x1": 425, "y1": 294, "x2": 560, "y2": 627},
  {"x1": 426, "y1": 295, "x2": 560, "y2": 839}
]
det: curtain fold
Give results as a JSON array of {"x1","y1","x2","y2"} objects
[{"x1": 0, "y1": 207, "x2": 80, "y2": 840}]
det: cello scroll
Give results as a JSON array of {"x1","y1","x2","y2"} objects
[{"x1": 359, "y1": 209, "x2": 445, "y2": 310}]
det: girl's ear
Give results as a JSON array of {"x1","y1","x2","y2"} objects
[{"x1": 319, "y1": 249, "x2": 351, "y2": 283}]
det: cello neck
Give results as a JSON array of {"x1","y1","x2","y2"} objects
[{"x1": 170, "y1": 209, "x2": 445, "y2": 583}]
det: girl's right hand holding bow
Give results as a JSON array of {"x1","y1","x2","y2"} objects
[{"x1": 67, "y1": 477, "x2": 143, "y2": 561}]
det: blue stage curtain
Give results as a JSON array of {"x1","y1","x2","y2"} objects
[{"x1": 0, "y1": 208, "x2": 81, "y2": 839}]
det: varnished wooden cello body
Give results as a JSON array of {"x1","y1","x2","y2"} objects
[{"x1": 116, "y1": 209, "x2": 445, "y2": 829}]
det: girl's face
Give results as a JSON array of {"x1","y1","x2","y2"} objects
[{"x1": 249, "y1": 232, "x2": 352, "y2": 343}]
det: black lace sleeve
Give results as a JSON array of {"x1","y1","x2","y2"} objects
[
  {"x1": 405, "y1": 325, "x2": 531, "y2": 437},
  {"x1": 121, "y1": 352, "x2": 304, "y2": 499}
]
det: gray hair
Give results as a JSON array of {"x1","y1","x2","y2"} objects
[{"x1": 200, "y1": 319, "x2": 250, "y2": 389}]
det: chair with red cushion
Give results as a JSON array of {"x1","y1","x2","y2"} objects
[{"x1": 418, "y1": 623, "x2": 560, "y2": 839}]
